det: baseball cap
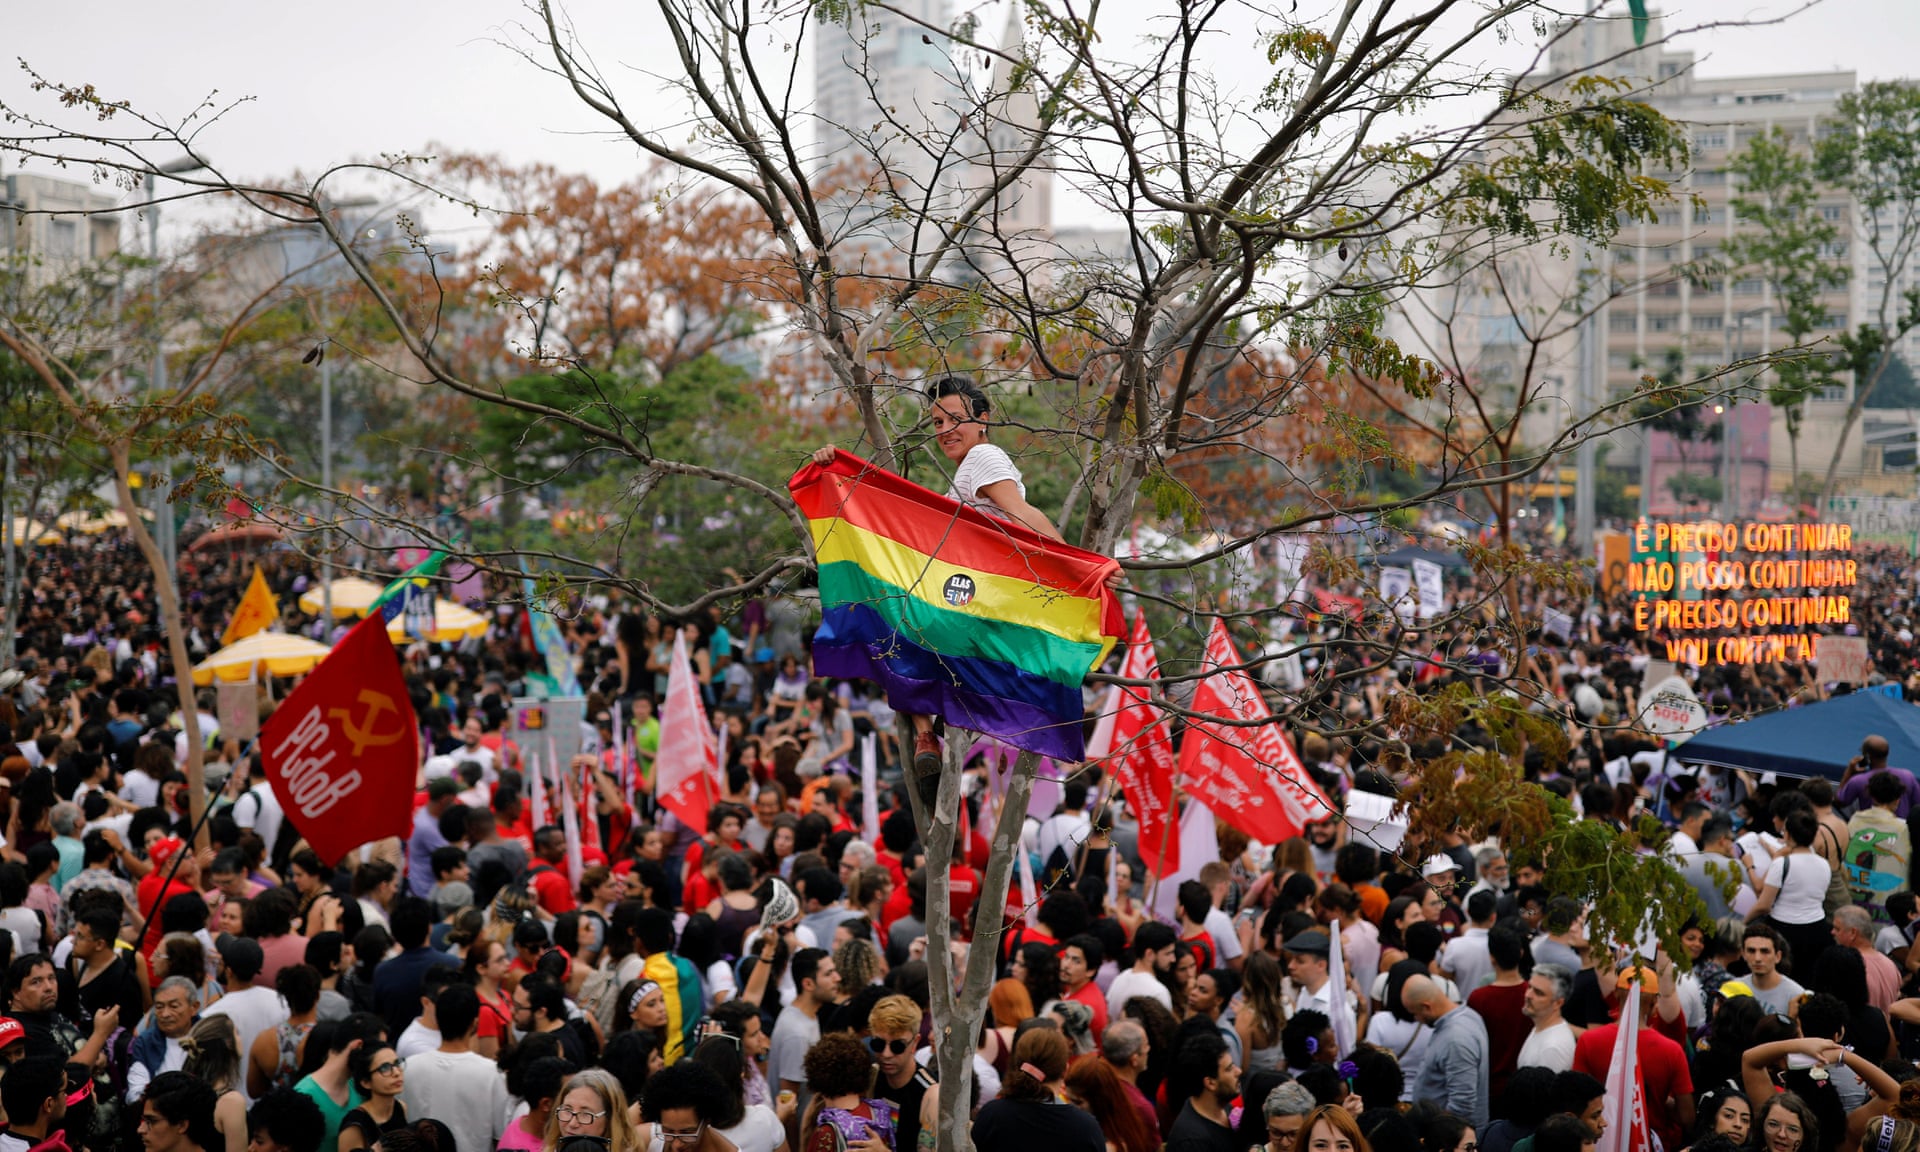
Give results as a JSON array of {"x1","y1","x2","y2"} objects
[
  {"x1": 1421, "y1": 854, "x2": 1459, "y2": 878},
  {"x1": 218, "y1": 936, "x2": 265, "y2": 982},
  {"x1": 148, "y1": 837, "x2": 185, "y2": 871},
  {"x1": 0, "y1": 1017, "x2": 25, "y2": 1053},
  {"x1": 426, "y1": 776, "x2": 463, "y2": 801},
  {"x1": 1616, "y1": 965, "x2": 1660, "y2": 990},
  {"x1": 434, "y1": 882, "x2": 475, "y2": 918},
  {"x1": 1716, "y1": 979, "x2": 1754, "y2": 999}
]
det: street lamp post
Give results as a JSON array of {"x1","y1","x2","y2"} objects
[{"x1": 144, "y1": 156, "x2": 211, "y2": 587}]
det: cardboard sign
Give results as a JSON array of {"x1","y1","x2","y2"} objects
[
  {"x1": 1412, "y1": 559, "x2": 1444, "y2": 620},
  {"x1": 1818, "y1": 635, "x2": 1871, "y2": 685},
  {"x1": 216, "y1": 681, "x2": 259, "y2": 743},
  {"x1": 1379, "y1": 566, "x2": 1413, "y2": 625}
]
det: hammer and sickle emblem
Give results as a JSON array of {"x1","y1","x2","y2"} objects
[{"x1": 329, "y1": 690, "x2": 407, "y2": 757}]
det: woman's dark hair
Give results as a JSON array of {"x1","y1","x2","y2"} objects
[
  {"x1": 1349, "y1": 1044, "x2": 1406, "y2": 1114},
  {"x1": 1123, "y1": 996, "x2": 1178, "y2": 1102},
  {"x1": 927, "y1": 376, "x2": 990, "y2": 419},
  {"x1": 0, "y1": 864, "x2": 28, "y2": 910},
  {"x1": 803, "y1": 1031, "x2": 877, "y2": 1100},
  {"x1": 508, "y1": 1056, "x2": 577, "y2": 1110},
  {"x1": 1421, "y1": 1108, "x2": 1473, "y2": 1152},
  {"x1": 1694, "y1": 1086, "x2": 1751, "y2": 1142},
  {"x1": 1501, "y1": 1066, "x2": 1560, "y2": 1129},
  {"x1": 348, "y1": 1044, "x2": 398, "y2": 1094},
  {"x1": 687, "y1": 1037, "x2": 748, "y2": 1128},
  {"x1": 1380, "y1": 896, "x2": 1420, "y2": 951},
  {"x1": 145, "y1": 1071, "x2": 221, "y2": 1152},
  {"x1": 1000, "y1": 1027, "x2": 1070, "y2": 1102},
  {"x1": 352, "y1": 924, "x2": 392, "y2": 984},
  {"x1": 1811, "y1": 945, "x2": 1870, "y2": 1012},
  {"x1": 1017, "y1": 941, "x2": 1059, "y2": 1020},
  {"x1": 638, "y1": 1060, "x2": 733, "y2": 1124},
  {"x1": 679, "y1": 912, "x2": 723, "y2": 972},
  {"x1": 600, "y1": 1029, "x2": 663, "y2": 1102},
  {"x1": 1281, "y1": 1009, "x2": 1331, "y2": 1070}
]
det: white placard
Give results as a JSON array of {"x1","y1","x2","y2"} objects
[{"x1": 1412, "y1": 559, "x2": 1444, "y2": 620}]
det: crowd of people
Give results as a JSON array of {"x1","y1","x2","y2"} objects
[{"x1": 1, "y1": 482, "x2": 1919, "y2": 1152}]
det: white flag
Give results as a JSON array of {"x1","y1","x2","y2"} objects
[
  {"x1": 1328, "y1": 920, "x2": 1357, "y2": 1058},
  {"x1": 861, "y1": 735, "x2": 880, "y2": 845},
  {"x1": 1149, "y1": 798, "x2": 1224, "y2": 923},
  {"x1": 1596, "y1": 974, "x2": 1650, "y2": 1152}
]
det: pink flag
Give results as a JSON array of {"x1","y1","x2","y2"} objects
[
  {"x1": 1177, "y1": 619, "x2": 1334, "y2": 844},
  {"x1": 656, "y1": 631, "x2": 718, "y2": 835},
  {"x1": 557, "y1": 754, "x2": 585, "y2": 889},
  {"x1": 1597, "y1": 975, "x2": 1651, "y2": 1152},
  {"x1": 1096, "y1": 613, "x2": 1179, "y2": 873}
]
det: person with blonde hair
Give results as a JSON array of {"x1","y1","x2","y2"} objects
[
  {"x1": 547, "y1": 1067, "x2": 643, "y2": 1152},
  {"x1": 180, "y1": 1015, "x2": 248, "y2": 1152},
  {"x1": 972, "y1": 1027, "x2": 1104, "y2": 1152},
  {"x1": 869, "y1": 994, "x2": 938, "y2": 1152}
]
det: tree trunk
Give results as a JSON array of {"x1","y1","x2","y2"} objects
[
  {"x1": 1818, "y1": 355, "x2": 1893, "y2": 510},
  {"x1": 109, "y1": 442, "x2": 206, "y2": 843},
  {"x1": 909, "y1": 725, "x2": 1036, "y2": 1152}
]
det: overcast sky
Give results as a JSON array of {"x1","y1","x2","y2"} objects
[{"x1": 4, "y1": 0, "x2": 1911, "y2": 232}]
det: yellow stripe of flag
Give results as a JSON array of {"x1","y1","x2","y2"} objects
[{"x1": 808, "y1": 517, "x2": 1104, "y2": 646}]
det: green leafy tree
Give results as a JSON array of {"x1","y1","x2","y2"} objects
[
  {"x1": 1815, "y1": 81, "x2": 1920, "y2": 505},
  {"x1": 1723, "y1": 128, "x2": 1845, "y2": 488}
]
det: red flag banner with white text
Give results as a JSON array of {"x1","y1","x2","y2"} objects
[
  {"x1": 1098, "y1": 613, "x2": 1179, "y2": 873},
  {"x1": 260, "y1": 614, "x2": 419, "y2": 863},
  {"x1": 656, "y1": 630, "x2": 718, "y2": 834},
  {"x1": 1597, "y1": 975, "x2": 1651, "y2": 1152},
  {"x1": 1176, "y1": 619, "x2": 1334, "y2": 844}
]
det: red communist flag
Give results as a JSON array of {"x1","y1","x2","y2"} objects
[
  {"x1": 1096, "y1": 613, "x2": 1180, "y2": 872},
  {"x1": 260, "y1": 613, "x2": 420, "y2": 863},
  {"x1": 1176, "y1": 619, "x2": 1334, "y2": 844}
]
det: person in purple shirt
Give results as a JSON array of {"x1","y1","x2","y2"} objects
[
  {"x1": 1838, "y1": 735, "x2": 1920, "y2": 818},
  {"x1": 407, "y1": 778, "x2": 462, "y2": 899}
]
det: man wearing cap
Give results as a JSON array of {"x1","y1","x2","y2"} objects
[
  {"x1": 408, "y1": 777, "x2": 463, "y2": 900},
  {"x1": 202, "y1": 936, "x2": 289, "y2": 1061},
  {"x1": 1420, "y1": 854, "x2": 1466, "y2": 938},
  {"x1": 0, "y1": 1017, "x2": 26, "y2": 1067},
  {"x1": 1571, "y1": 968, "x2": 1693, "y2": 1150},
  {"x1": 135, "y1": 838, "x2": 199, "y2": 960},
  {"x1": 1283, "y1": 930, "x2": 1354, "y2": 1037}
]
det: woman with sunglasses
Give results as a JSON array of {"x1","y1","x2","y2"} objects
[
  {"x1": 546, "y1": 1068, "x2": 643, "y2": 1152},
  {"x1": 337, "y1": 1045, "x2": 408, "y2": 1152},
  {"x1": 630, "y1": 1060, "x2": 742, "y2": 1152}
]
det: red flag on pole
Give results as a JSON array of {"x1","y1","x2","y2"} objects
[
  {"x1": 1093, "y1": 613, "x2": 1179, "y2": 874},
  {"x1": 656, "y1": 631, "x2": 717, "y2": 835},
  {"x1": 1176, "y1": 619, "x2": 1334, "y2": 844},
  {"x1": 259, "y1": 614, "x2": 419, "y2": 863}
]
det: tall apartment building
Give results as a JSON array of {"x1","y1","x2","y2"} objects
[
  {"x1": 1505, "y1": 10, "x2": 1888, "y2": 515},
  {"x1": 1, "y1": 166, "x2": 122, "y2": 274},
  {"x1": 812, "y1": 2, "x2": 1054, "y2": 285}
]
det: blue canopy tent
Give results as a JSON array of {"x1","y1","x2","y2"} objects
[{"x1": 1671, "y1": 690, "x2": 1920, "y2": 781}]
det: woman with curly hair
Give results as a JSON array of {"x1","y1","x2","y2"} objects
[
  {"x1": 800, "y1": 1031, "x2": 891, "y2": 1152},
  {"x1": 1064, "y1": 1056, "x2": 1157, "y2": 1152},
  {"x1": 833, "y1": 936, "x2": 882, "y2": 997},
  {"x1": 546, "y1": 1067, "x2": 643, "y2": 1152},
  {"x1": 631, "y1": 1059, "x2": 742, "y2": 1152}
]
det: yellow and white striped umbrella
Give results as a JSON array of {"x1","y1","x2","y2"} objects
[
  {"x1": 191, "y1": 630, "x2": 334, "y2": 685},
  {"x1": 388, "y1": 598, "x2": 489, "y2": 644},
  {"x1": 8, "y1": 519, "x2": 59, "y2": 546},
  {"x1": 296, "y1": 577, "x2": 387, "y2": 618}
]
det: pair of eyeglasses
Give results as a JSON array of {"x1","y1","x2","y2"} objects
[
  {"x1": 661, "y1": 1122, "x2": 707, "y2": 1145},
  {"x1": 557, "y1": 1106, "x2": 611, "y2": 1125},
  {"x1": 372, "y1": 1061, "x2": 402, "y2": 1076},
  {"x1": 867, "y1": 1037, "x2": 913, "y2": 1056}
]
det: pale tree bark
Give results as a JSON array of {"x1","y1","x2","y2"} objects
[
  {"x1": 904, "y1": 722, "x2": 1035, "y2": 1152},
  {"x1": 0, "y1": 329, "x2": 206, "y2": 842}
]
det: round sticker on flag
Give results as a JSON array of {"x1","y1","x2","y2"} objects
[{"x1": 943, "y1": 574, "x2": 977, "y2": 607}]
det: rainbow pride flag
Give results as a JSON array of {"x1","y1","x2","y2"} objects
[{"x1": 790, "y1": 449, "x2": 1124, "y2": 762}]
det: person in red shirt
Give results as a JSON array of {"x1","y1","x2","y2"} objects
[
  {"x1": 1465, "y1": 925, "x2": 1532, "y2": 1105},
  {"x1": 525, "y1": 827, "x2": 577, "y2": 917},
  {"x1": 1059, "y1": 934, "x2": 1110, "y2": 1043},
  {"x1": 137, "y1": 837, "x2": 200, "y2": 964},
  {"x1": 1571, "y1": 969, "x2": 1694, "y2": 1150}
]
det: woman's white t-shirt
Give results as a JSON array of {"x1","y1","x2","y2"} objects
[
  {"x1": 948, "y1": 444, "x2": 1024, "y2": 519},
  {"x1": 716, "y1": 1104, "x2": 786, "y2": 1152},
  {"x1": 1764, "y1": 851, "x2": 1831, "y2": 924}
]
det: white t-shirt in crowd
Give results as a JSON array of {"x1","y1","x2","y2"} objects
[
  {"x1": 202, "y1": 985, "x2": 290, "y2": 1075},
  {"x1": 399, "y1": 1049, "x2": 509, "y2": 1152},
  {"x1": 1517, "y1": 1021, "x2": 1577, "y2": 1072},
  {"x1": 717, "y1": 1104, "x2": 787, "y2": 1152},
  {"x1": 396, "y1": 1019, "x2": 441, "y2": 1061},
  {"x1": 1752, "y1": 974, "x2": 1806, "y2": 1016},
  {"x1": 947, "y1": 444, "x2": 1024, "y2": 520},
  {"x1": 1763, "y1": 852, "x2": 1831, "y2": 925},
  {"x1": 1204, "y1": 907, "x2": 1245, "y2": 964},
  {"x1": 1105, "y1": 968, "x2": 1173, "y2": 1017}
]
